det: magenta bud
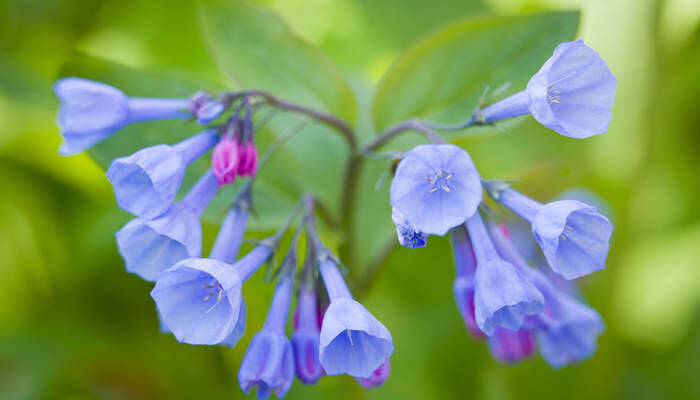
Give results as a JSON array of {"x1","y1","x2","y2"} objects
[
  {"x1": 237, "y1": 141, "x2": 259, "y2": 177},
  {"x1": 355, "y1": 360, "x2": 390, "y2": 389},
  {"x1": 212, "y1": 135, "x2": 240, "y2": 187}
]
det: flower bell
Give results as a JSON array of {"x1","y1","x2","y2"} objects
[
  {"x1": 479, "y1": 39, "x2": 617, "y2": 139},
  {"x1": 107, "y1": 129, "x2": 219, "y2": 219},
  {"x1": 465, "y1": 211, "x2": 544, "y2": 336},
  {"x1": 496, "y1": 187, "x2": 613, "y2": 279},
  {"x1": 239, "y1": 270, "x2": 295, "y2": 399},
  {"x1": 318, "y1": 258, "x2": 394, "y2": 378},
  {"x1": 54, "y1": 77, "x2": 193, "y2": 155}
]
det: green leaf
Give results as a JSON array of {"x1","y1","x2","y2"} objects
[
  {"x1": 199, "y1": 0, "x2": 357, "y2": 124},
  {"x1": 372, "y1": 11, "x2": 580, "y2": 131}
]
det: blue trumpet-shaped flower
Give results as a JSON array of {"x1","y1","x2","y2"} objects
[
  {"x1": 489, "y1": 223, "x2": 604, "y2": 368},
  {"x1": 318, "y1": 259, "x2": 394, "y2": 378},
  {"x1": 291, "y1": 286, "x2": 324, "y2": 384},
  {"x1": 390, "y1": 144, "x2": 482, "y2": 236},
  {"x1": 498, "y1": 188, "x2": 613, "y2": 279},
  {"x1": 391, "y1": 208, "x2": 427, "y2": 249},
  {"x1": 150, "y1": 202, "x2": 255, "y2": 345},
  {"x1": 107, "y1": 129, "x2": 219, "y2": 219},
  {"x1": 239, "y1": 271, "x2": 295, "y2": 399},
  {"x1": 479, "y1": 39, "x2": 617, "y2": 139},
  {"x1": 465, "y1": 211, "x2": 544, "y2": 336},
  {"x1": 450, "y1": 226, "x2": 483, "y2": 338},
  {"x1": 116, "y1": 170, "x2": 219, "y2": 281},
  {"x1": 355, "y1": 360, "x2": 390, "y2": 389},
  {"x1": 54, "y1": 77, "x2": 192, "y2": 155},
  {"x1": 488, "y1": 327, "x2": 536, "y2": 364}
]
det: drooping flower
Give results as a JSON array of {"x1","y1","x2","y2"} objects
[
  {"x1": 54, "y1": 77, "x2": 192, "y2": 155},
  {"x1": 150, "y1": 204, "x2": 266, "y2": 346},
  {"x1": 318, "y1": 258, "x2": 394, "y2": 378},
  {"x1": 237, "y1": 139, "x2": 259, "y2": 177},
  {"x1": 290, "y1": 285, "x2": 324, "y2": 384},
  {"x1": 116, "y1": 170, "x2": 218, "y2": 281},
  {"x1": 489, "y1": 223, "x2": 604, "y2": 368},
  {"x1": 355, "y1": 360, "x2": 390, "y2": 389},
  {"x1": 488, "y1": 327, "x2": 536, "y2": 364},
  {"x1": 390, "y1": 144, "x2": 482, "y2": 236},
  {"x1": 465, "y1": 211, "x2": 544, "y2": 336},
  {"x1": 107, "y1": 129, "x2": 219, "y2": 219},
  {"x1": 212, "y1": 133, "x2": 240, "y2": 186},
  {"x1": 239, "y1": 270, "x2": 295, "y2": 399},
  {"x1": 450, "y1": 226, "x2": 483, "y2": 338},
  {"x1": 391, "y1": 208, "x2": 427, "y2": 249},
  {"x1": 478, "y1": 39, "x2": 617, "y2": 138},
  {"x1": 497, "y1": 187, "x2": 613, "y2": 280}
]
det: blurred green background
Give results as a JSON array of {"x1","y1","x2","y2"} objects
[{"x1": 1, "y1": 0, "x2": 700, "y2": 399}]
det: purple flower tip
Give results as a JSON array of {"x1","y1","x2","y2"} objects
[
  {"x1": 355, "y1": 360, "x2": 390, "y2": 388},
  {"x1": 237, "y1": 140, "x2": 259, "y2": 177},
  {"x1": 488, "y1": 327, "x2": 536, "y2": 364}
]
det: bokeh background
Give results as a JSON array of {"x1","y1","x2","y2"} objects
[{"x1": 1, "y1": 0, "x2": 700, "y2": 399}]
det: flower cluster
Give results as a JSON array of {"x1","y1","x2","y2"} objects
[
  {"x1": 54, "y1": 78, "x2": 394, "y2": 398},
  {"x1": 389, "y1": 39, "x2": 615, "y2": 367},
  {"x1": 53, "y1": 37, "x2": 616, "y2": 396}
]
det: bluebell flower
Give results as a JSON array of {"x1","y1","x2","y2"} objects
[
  {"x1": 151, "y1": 219, "x2": 269, "y2": 346},
  {"x1": 498, "y1": 188, "x2": 613, "y2": 279},
  {"x1": 239, "y1": 271, "x2": 295, "y2": 399},
  {"x1": 390, "y1": 144, "x2": 482, "y2": 236},
  {"x1": 450, "y1": 226, "x2": 483, "y2": 338},
  {"x1": 488, "y1": 327, "x2": 536, "y2": 364},
  {"x1": 355, "y1": 360, "x2": 390, "y2": 389},
  {"x1": 54, "y1": 77, "x2": 192, "y2": 155},
  {"x1": 116, "y1": 170, "x2": 219, "y2": 281},
  {"x1": 391, "y1": 208, "x2": 427, "y2": 248},
  {"x1": 465, "y1": 211, "x2": 544, "y2": 336},
  {"x1": 290, "y1": 286, "x2": 324, "y2": 384},
  {"x1": 107, "y1": 129, "x2": 219, "y2": 219},
  {"x1": 479, "y1": 39, "x2": 617, "y2": 139},
  {"x1": 489, "y1": 222, "x2": 604, "y2": 368},
  {"x1": 318, "y1": 259, "x2": 394, "y2": 378}
]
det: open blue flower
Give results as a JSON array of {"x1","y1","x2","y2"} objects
[
  {"x1": 480, "y1": 39, "x2": 617, "y2": 139},
  {"x1": 107, "y1": 129, "x2": 219, "y2": 219},
  {"x1": 239, "y1": 271, "x2": 295, "y2": 399},
  {"x1": 390, "y1": 144, "x2": 482, "y2": 236},
  {"x1": 116, "y1": 170, "x2": 219, "y2": 281},
  {"x1": 151, "y1": 242, "x2": 270, "y2": 346},
  {"x1": 54, "y1": 77, "x2": 192, "y2": 155},
  {"x1": 498, "y1": 188, "x2": 613, "y2": 279},
  {"x1": 151, "y1": 257, "x2": 247, "y2": 345},
  {"x1": 291, "y1": 286, "x2": 323, "y2": 384},
  {"x1": 465, "y1": 212, "x2": 544, "y2": 336},
  {"x1": 391, "y1": 208, "x2": 427, "y2": 248},
  {"x1": 318, "y1": 259, "x2": 393, "y2": 378}
]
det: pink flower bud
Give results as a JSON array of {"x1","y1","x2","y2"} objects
[
  {"x1": 212, "y1": 135, "x2": 240, "y2": 186},
  {"x1": 237, "y1": 141, "x2": 259, "y2": 177}
]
